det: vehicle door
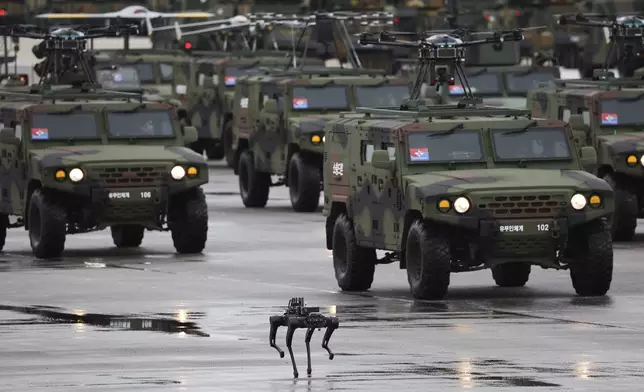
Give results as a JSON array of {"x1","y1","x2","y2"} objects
[
  {"x1": 0, "y1": 109, "x2": 26, "y2": 216},
  {"x1": 232, "y1": 81, "x2": 251, "y2": 151},
  {"x1": 351, "y1": 134, "x2": 382, "y2": 247}
]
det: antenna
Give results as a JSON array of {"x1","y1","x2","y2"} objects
[
  {"x1": 357, "y1": 27, "x2": 533, "y2": 108},
  {"x1": 0, "y1": 24, "x2": 139, "y2": 88},
  {"x1": 558, "y1": 14, "x2": 644, "y2": 78}
]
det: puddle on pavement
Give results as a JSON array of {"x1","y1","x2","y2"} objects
[
  {"x1": 205, "y1": 191, "x2": 238, "y2": 196},
  {"x1": 0, "y1": 305, "x2": 210, "y2": 337}
]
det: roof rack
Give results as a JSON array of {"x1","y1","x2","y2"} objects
[
  {"x1": 553, "y1": 77, "x2": 644, "y2": 90},
  {"x1": 0, "y1": 84, "x2": 144, "y2": 103},
  {"x1": 355, "y1": 105, "x2": 532, "y2": 118}
]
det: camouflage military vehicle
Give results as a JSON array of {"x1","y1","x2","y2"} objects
[
  {"x1": 232, "y1": 68, "x2": 411, "y2": 211},
  {"x1": 527, "y1": 75, "x2": 644, "y2": 241},
  {"x1": 0, "y1": 84, "x2": 209, "y2": 259},
  {"x1": 197, "y1": 55, "x2": 325, "y2": 167},
  {"x1": 323, "y1": 103, "x2": 615, "y2": 300}
]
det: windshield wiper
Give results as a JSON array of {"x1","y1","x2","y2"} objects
[
  {"x1": 428, "y1": 123, "x2": 464, "y2": 137},
  {"x1": 49, "y1": 105, "x2": 82, "y2": 115},
  {"x1": 503, "y1": 120, "x2": 538, "y2": 135},
  {"x1": 111, "y1": 104, "x2": 147, "y2": 113}
]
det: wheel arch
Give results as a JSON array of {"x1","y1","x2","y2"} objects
[
  {"x1": 399, "y1": 209, "x2": 424, "y2": 269},
  {"x1": 24, "y1": 179, "x2": 42, "y2": 230},
  {"x1": 233, "y1": 138, "x2": 249, "y2": 175}
]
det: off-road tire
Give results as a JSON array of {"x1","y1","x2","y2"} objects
[
  {"x1": 288, "y1": 153, "x2": 320, "y2": 212},
  {"x1": 491, "y1": 263, "x2": 531, "y2": 287},
  {"x1": 238, "y1": 150, "x2": 270, "y2": 208},
  {"x1": 332, "y1": 213, "x2": 376, "y2": 291},
  {"x1": 168, "y1": 188, "x2": 208, "y2": 254},
  {"x1": 569, "y1": 218, "x2": 613, "y2": 296},
  {"x1": 0, "y1": 214, "x2": 8, "y2": 251},
  {"x1": 28, "y1": 189, "x2": 66, "y2": 259},
  {"x1": 223, "y1": 121, "x2": 235, "y2": 168},
  {"x1": 603, "y1": 173, "x2": 637, "y2": 241},
  {"x1": 111, "y1": 225, "x2": 145, "y2": 248},
  {"x1": 405, "y1": 220, "x2": 451, "y2": 300}
]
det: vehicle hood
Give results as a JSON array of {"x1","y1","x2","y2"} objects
[
  {"x1": 596, "y1": 132, "x2": 644, "y2": 154},
  {"x1": 30, "y1": 145, "x2": 205, "y2": 168},
  {"x1": 289, "y1": 114, "x2": 339, "y2": 136},
  {"x1": 405, "y1": 168, "x2": 611, "y2": 196}
]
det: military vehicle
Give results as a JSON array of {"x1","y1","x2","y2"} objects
[
  {"x1": 231, "y1": 67, "x2": 410, "y2": 211},
  {"x1": 322, "y1": 28, "x2": 615, "y2": 300},
  {"x1": 0, "y1": 24, "x2": 209, "y2": 259}
]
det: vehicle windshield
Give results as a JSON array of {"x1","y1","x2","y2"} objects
[
  {"x1": 96, "y1": 67, "x2": 141, "y2": 90},
  {"x1": 492, "y1": 127, "x2": 572, "y2": 160},
  {"x1": 449, "y1": 73, "x2": 501, "y2": 96},
  {"x1": 407, "y1": 131, "x2": 484, "y2": 162},
  {"x1": 131, "y1": 63, "x2": 155, "y2": 84},
  {"x1": 599, "y1": 98, "x2": 644, "y2": 127},
  {"x1": 291, "y1": 86, "x2": 349, "y2": 110},
  {"x1": 505, "y1": 71, "x2": 557, "y2": 94},
  {"x1": 355, "y1": 85, "x2": 410, "y2": 106},
  {"x1": 30, "y1": 112, "x2": 99, "y2": 141},
  {"x1": 106, "y1": 110, "x2": 175, "y2": 138},
  {"x1": 223, "y1": 67, "x2": 262, "y2": 87}
]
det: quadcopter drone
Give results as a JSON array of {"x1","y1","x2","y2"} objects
[
  {"x1": 269, "y1": 297, "x2": 339, "y2": 378},
  {"x1": 0, "y1": 24, "x2": 139, "y2": 86},
  {"x1": 559, "y1": 13, "x2": 644, "y2": 77},
  {"x1": 357, "y1": 27, "x2": 534, "y2": 107}
]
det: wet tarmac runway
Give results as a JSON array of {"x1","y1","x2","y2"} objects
[{"x1": 2, "y1": 163, "x2": 644, "y2": 391}]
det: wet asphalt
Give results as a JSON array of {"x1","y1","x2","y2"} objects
[{"x1": 1, "y1": 163, "x2": 644, "y2": 392}]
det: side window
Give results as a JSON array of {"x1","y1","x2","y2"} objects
[
  {"x1": 382, "y1": 143, "x2": 396, "y2": 160},
  {"x1": 559, "y1": 107, "x2": 571, "y2": 122},
  {"x1": 581, "y1": 110, "x2": 590, "y2": 125},
  {"x1": 362, "y1": 142, "x2": 375, "y2": 164},
  {"x1": 160, "y1": 63, "x2": 173, "y2": 82}
]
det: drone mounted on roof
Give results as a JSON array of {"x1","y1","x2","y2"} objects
[
  {"x1": 0, "y1": 24, "x2": 139, "y2": 88},
  {"x1": 559, "y1": 14, "x2": 644, "y2": 78},
  {"x1": 358, "y1": 27, "x2": 535, "y2": 108}
]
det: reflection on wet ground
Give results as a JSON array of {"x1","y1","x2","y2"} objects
[{"x1": 0, "y1": 305, "x2": 209, "y2": 337}]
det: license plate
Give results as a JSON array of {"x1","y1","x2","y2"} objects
[
  {"x1": 498, "y1": 222, "x2": 552, "y2": 235},
  {"x1": 107, "y1": 189, "x2": 156, "y2": 201}
]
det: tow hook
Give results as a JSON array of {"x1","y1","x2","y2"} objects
[{"x1": 551, "y1": 220, "x2": 561, "y2": 239}]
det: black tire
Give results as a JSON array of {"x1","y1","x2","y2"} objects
[
  {"x1": 111, "y1": 225, "x2": 144, "y2": 248},
  {"x1": 168, "y1": 188, "x2": 208, "y2": 254},
  {"x1": 28, "y1": 189, "x2": 66, "y2": 259},
  {"x1": 238, "y1": 150, "x2": 270, "y2": 208},
  {"x1": 223, "y1": 121, "x2": 235, "y2": 168},
  {"x1": 602, "y1": 173, "x2": 637, "y2": 241},
  {"x1": 569, "y1": 218, "x2": 613, "y2": 296},
  {"x1": 205, "y1": 143, "x2": 224, "y2": 161},
  {"x1": 491, "y1": 263, "x2": 531, "y2": 287},
  {"x1": 332, "y1": 213, "x2": 376, "y2": 291},
  {"x1": 0, "y1": 214, "x2": 8, "y2": 251},
  {"x1": 405, "y1": 220, "x2": 451, "y2": 300},
  {"x1": 288, "y1": 153, "x2": 320, "y2": 212}
]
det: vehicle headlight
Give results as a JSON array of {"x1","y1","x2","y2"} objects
[
  {"x1": 68, "y1": 168, "x2": 84, "y2": 182},
  {"x1": 453, "y1": 196, "x2": 470, "y2": 213},
  {"x1": 570, "y1": 193, "x2": 587, "y2": 210},
  {"x1": 640, "y1": 155, "x2": 644, "y2": 167},
  {"x1": 322, "y1": 135, "x2": 325, "y2": 143},
  {"x1": 171, "y1": 165, "x2": 186, "y2": 180}
]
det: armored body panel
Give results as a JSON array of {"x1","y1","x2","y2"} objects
[
  {"x1": 527, "y1": 77, "x2": 644, "y2": 240},
  {"x1": 323, "y1": 104, "x2": 614, "y2": 300},
  {"x1": 233, "y1": 71, "x2": 411, "y2": 212},
  {"x1": 0, "y1": 84, "x2": 208, "y2": 258}
]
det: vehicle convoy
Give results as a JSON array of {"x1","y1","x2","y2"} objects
[
  {"x1": 0, "y1": 24, "x2": 209, "y2": 259},
  {"x1": 322, "y1": 28, "x2": 615, "y2": 300},
  {"x1": 231, "y1": 68, "x2": 411, "y2": 212}
]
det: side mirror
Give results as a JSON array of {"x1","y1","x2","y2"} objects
[
  {"x1": 580, "y1": 146, "x2": 597, "y2": 167},
  {"x1": 183, "y1": 126, "x2": 198, "y2": 145},
  {"x1": 371, "y1": 150, "x2": 395, "y2": 171},
  {"x1": 263, "y1": 99, "x2": 278, "y2": 114},
  {"x1": 0, "y1": 127, "x2": 19, "y2": 145}
]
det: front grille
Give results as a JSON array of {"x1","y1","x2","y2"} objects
[
  {"x1": 478, "y1": 194, "x2": 567, "y2": 218},
  {"x1": 90, "y1": 166, "x2": 166, "y2": 187},
  {"x1": 493, "y1": 238, "x2": 554, "y2": 258}
]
